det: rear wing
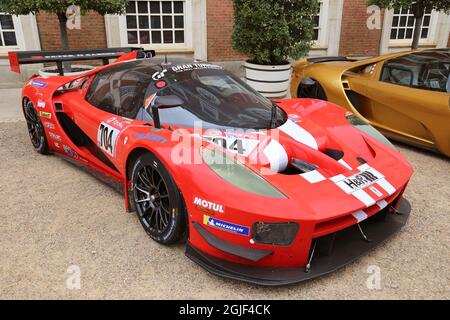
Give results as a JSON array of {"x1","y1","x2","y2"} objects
[{"x1": 8, "y1": 47, "x2": 155, "y2": 75}]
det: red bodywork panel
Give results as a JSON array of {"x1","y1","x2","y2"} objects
[{"x1": 20, "y1": 57, "x2": 414, "y2": 270}]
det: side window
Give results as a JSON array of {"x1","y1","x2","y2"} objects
[
  {"x1": 381, "y1": 66, "x2": 413, "y2": 87},
  {"x1": 86, "y1": 65, "x2": 153, "y2": 117},
  {"x1": 86, "y1": 72, "x2": 117, "y2": 114},
  {"x1": 380, "y1": 52, "x2": 450, "y2": 92}
]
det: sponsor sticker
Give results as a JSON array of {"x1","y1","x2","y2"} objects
[
  {"x1": 134, "y1": 133, "x2": 167, "y2": 144},
  {"x1": 30, "y1": 80, "x2": 47, "y2": 88},
  {"x1": 172, "y1": 64, "x2": 223, "y2": 73},
  {"x1": 203, "y1": 215, "x2": 249, "y2": 236},
  {"x1": 105, "y1": 117, "x2": 132, "y2": 129},
  {"x1": 63, "y1": 145, "x2": 77, "y2": 158},
  {"x1": 194, "y1": 197, "x2": 224, "y2": 214},
  {"x1": 37, "y1": 100, "x2": 46, "y2": 109},
  {"x1": 48, "y1": 132, "x2": 62, "y2": 141},
  {"x1": 39, "y1": 111, "x2": 52, "y2": 119},
  {"x1": 335, "y1": 170, "x2": 383, "y2": 194},
  {"x1": 43, "y1": 122, "x2": 55, "y2": 129},
  {"x1": 97, "y1": 122, "x2": 120, "y2": 157}
]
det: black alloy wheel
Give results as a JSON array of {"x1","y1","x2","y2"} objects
[
  {"x1": 23, "y1": 98, "x2": 49, "y2": 154},
  {"x1": 132, "y1": 152, "x2": 186, "y2": 244}
]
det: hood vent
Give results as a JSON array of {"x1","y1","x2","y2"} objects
[
  {"x1": 279, "y1": 158, "x2": 318, "y2": 175},
  {"x1": 291, "y1": 159, "x2": 318, "y2": 173},
  {"x1": 324, "y1": 149, "x2": 344, "y2": 161}
]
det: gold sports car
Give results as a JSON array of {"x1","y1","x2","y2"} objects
[{"x1": 290, "y1": 49, "x2": 450, "y2": 157}]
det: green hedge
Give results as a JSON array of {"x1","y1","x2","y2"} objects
[{"x1": 232, "y1": 0, "x2": 320, "y2": 65}]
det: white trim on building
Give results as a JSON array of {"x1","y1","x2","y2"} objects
[
  {"x1": 310, "y1": 0, "x2": 344, "y2": 57},
  {"x1": 380, "y1": 9, "x2": 450, "y2": 54},
  {"x1": 105, "y1": 0, "x2": 207, "y2": 60}
]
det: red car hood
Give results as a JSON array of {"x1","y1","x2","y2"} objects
[{"x1": 190, "y1": 98, "x2": 413, "y2": 221}]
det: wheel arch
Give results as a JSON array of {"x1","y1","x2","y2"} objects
[{"x1": 124, "y1": 146, "x2": 189, "y2": 241}]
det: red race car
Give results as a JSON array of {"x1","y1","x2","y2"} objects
[{"x1": 9, "y1": 48, "x2": 413, "y2": 286}]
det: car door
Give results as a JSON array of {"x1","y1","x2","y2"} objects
[{"x1": 360, "y1": 52, "x2": 450, "y2": 150}]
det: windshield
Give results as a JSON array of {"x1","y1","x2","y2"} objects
[{"x1": 145, "y1": 66, "x2": 287, "y2": 129}]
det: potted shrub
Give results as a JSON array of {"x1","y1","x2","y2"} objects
[
  {"x1": 0, "y1": 0, "x2": 127, "y2": 76},
  {"x1": 232, "y1": 0, "x2": 319, "y2": 97}
]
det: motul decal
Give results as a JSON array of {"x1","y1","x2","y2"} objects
[
  {"x1": 97, "y1": 122, "x2": 120, "y2": 157},
  {"x1": 194, "y1": 197, "x2": 224, "y2": 214}
]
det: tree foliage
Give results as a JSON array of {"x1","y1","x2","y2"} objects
[
  {"x1": 369, "y1": 0, "x2": 450, "y2": 15},
  {"x1": 0, "y1": 0, "x2": 127, "y2": 16},
  {"x1": 232, "y1": 0, "x2": 320, "y2": 65},
  {"x1": 369, "y1": 0, "x2": 450, "y2": 49}
]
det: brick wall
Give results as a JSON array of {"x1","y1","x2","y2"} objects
[
  {"x1": 339, "y1": 0, "x2": 383, "y2": 56},
  {"x1": 36, "y1": 11, "x2": 107, "y2": 50},
  {"x1": 206, "y1": 0, "x2": 246, "y2": 61}
]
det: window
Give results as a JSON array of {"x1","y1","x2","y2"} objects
[
  {"x1": 390, "y1": 8, "x2": 432, "y2": 40},
  {"x1": 312, "y1": 1, "x2": 323, "y2": 41},
  {"x1": 380, "y1": 50, "x2": 450, "y2": 93},
  {"x1": 0, "y1": 13, "x2": 17, "y2": 47},
  {"x1": 86, "y1": 60, "x2": 156, "y2": 117},
  {"x1": 144, "y1": 66, "x2": 287, "y2": 129},
  {"x1": 125, "y1": 0, "x2": 185, "y2": 45}
]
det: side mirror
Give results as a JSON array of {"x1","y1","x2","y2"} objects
[{"x1": 151, "y1": 95, "x2": 183, "y2": 129}]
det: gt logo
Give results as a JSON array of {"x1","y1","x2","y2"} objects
[
  {"x1": 97, "y1": 122, "x2": 120, "y2": 157},
  {"x1": 152, "y1": 69, "x2": 167, "y2": 81}
]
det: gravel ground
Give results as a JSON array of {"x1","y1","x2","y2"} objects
[{"x1": 0, "y1": 120, "x2": 448, "y2": 299}]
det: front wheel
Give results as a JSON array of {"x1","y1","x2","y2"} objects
[
  {"x1": 23, "y1": 98, "x2": 49, "y2": 154},
  {"x1": 131, "y1": 152, "x2": 186, "y2": 245}
]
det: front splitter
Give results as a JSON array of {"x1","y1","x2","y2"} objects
[{"x1": 185, "y1": 198, "x2": 411, "y2": 286}]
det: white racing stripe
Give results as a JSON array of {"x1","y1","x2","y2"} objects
[
  {"x1": 330, "y1": 174, "x2": 346, "y2": 183},
  {"x1": 352, "y1": 189, "x2": 376, "y2": 207},
  {"x1": 377, "y1": 200, "x2": 388, "y2": 210},
  {"x1": 262, "y1": 139, "x2": 289, "y2": 173},
  {"x1": 376, "y1": 179, "x2": 396, "y2": 195},
  {"x1": 300, "y1": 170, "x2": 326, "y2": 183},
  {"x1": 338, "y1": 159, "x2": 352, "y2": 170},
  {"x1": 352, "y1": 210, "x2": 368, "y2": 223},
  {"x1": 279, "y1": 120, "x2": 318, "y2": 150}
]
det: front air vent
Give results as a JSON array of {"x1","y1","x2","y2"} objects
[
  {"x1": 342, "y1": 81, "x2": 351, "y2": 90},
  {"x1": 54, "y1": 103, "x2": 63, "y2": 111}
]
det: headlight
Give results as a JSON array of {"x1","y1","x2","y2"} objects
[
  {"x1": 346, "y1": 114, "x2": 397, "y2": 150},
  {"x1": 202, "y1": 147, "x2": 286, "y2": 198},
  {"x1": 252, "y1": 222, "x2": 299, "y2": 246}
]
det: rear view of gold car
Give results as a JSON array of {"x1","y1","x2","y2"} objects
[{"x1": 290, "y1": 49, "x2": 450, "y2": 157}]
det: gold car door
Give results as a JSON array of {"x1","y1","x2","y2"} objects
[{"x1": 359, "y1": 55, "x2": 450, "y2": 153}]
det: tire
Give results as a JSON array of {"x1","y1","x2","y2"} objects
[
  {"x1": 131, "y1": 152, "x2": 186, "y2": 245},
  {"x1": 298, "y1": 80, "x2": 328, "y2": 101},
  {"x1": 23, "y1": 98, "x2": 49, "y2": 154}
]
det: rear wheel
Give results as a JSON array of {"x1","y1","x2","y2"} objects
[
  {"x1": 131, "y1": 152, "x2": 186, "y2": 244},
  {"x1": 298, "y1": 79, "x2": 327, "y2": 101},
  {"x1": 23, "y1": 98, "x2": 49, "y2": 154}
]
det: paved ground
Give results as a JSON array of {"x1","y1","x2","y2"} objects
[{"x1": 0, "y1": 96, "x2": 449, "y2": 299}]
